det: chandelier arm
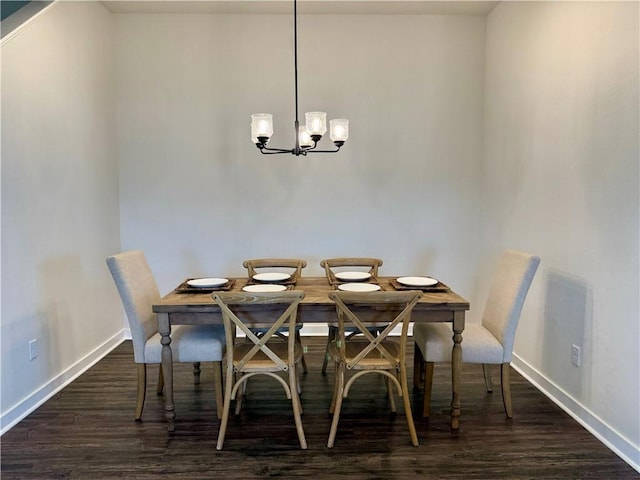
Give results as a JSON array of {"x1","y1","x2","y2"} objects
[
  {"x1": 257, "y1": 146, "x2": 295, "y2": 154},
  {"x1": 306, "y1": 146, "x2": 343, "y2": 154}
]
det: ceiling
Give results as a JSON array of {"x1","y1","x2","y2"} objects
[{"x1": 101, "y1": 1, "x2": 500, "y2": 16}]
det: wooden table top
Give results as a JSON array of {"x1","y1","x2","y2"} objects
[{"x1": 153, "y1": 276, "x2": 469, "y2": 315}]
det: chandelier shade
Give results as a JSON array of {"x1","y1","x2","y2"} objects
[
  {"x1": 251, "y1": 0, "x2": 348, "y2": 156},
  {"x1": 251, "y1": 113, "x2": 273, "y2": 142},
  {"x1": 330, "y1": 119, "x2": 349, "y2": 143},
  {"x1": 298, "y1": 126, "x2": 314, "y2": 148},
  {"x1": 305, "y1": 112, "x2": 327, "y2": 137}
]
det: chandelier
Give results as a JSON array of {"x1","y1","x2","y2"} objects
[{"x1": 250, "y1": 0, "x2": 349, "y2": 156}]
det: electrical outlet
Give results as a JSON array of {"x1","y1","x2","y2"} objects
[
  {"x1": 29, "y1": 339, "x2": 38, "y2": 361},
  {"x1": 571, "y1": 344, "x2": 581, "y2": 367}
]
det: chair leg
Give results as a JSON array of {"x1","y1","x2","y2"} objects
[
  {"x1": 289, "y1": 365, "x2": 308, "y2": 449},
  {"x1": 156, "y1": 363, "x2": 164, "y2": 395},
  {"x1": 135, "y1": 364, "x2": 147, "y2": 421},
  {"x1": 501, "y1": 363, "x2": 513, "y2": 418},
  {"x1": 422, "y1": 362, "x2": 434, "y2": 418},
  {"x1": 413, "y1": 343, "x2": 425, "y2": 390},
  {"x1": 296, "y1": 331, "x2": 308, "y2": 374},
  {"x1": 213, "y1": 361, "x2": 223, "y2": 420},
  {"x1": 386, "y1": 374, "x2": 397, "y2": 413},
  {"x1": 235, "y1": 373, "x2": 246, "y2": 415},
  {"x1": 329, "y1": 361, "x2": 340, "y2": 414},
  {"x1": 482, "y1": 364, "x2": 493, "y2": 392},
  {"x1": 327, "y1": 363, "x2": 346, "y2": 448},
  {"x1": 193, "y1": 362, "x2": 201, "y2": 385},
  {"x1": 291, "y1": 363, "x2": 304, "y2": 414},
  {"x1": 400, "y1": 363, "x2": 419, "y2": 447},
  {"x1": 322, "y1": 326, "x2": 336, "y2": 375},
  {"x1": 296, "y1": 368, "x2": 303, "y2": 412},
  {"x1": 216, "y1": 364, "x2": 236, "y2": 450}
]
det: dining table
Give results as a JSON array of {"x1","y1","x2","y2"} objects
[{"x1": 152, "y1": 276, "x2": 469, "y2": 432}]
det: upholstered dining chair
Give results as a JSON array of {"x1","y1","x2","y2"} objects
[
  {"x1": 320, "y1": 257, "x2": 385, "y2": 374},
  {"x1": 213, "y1": 290, "x2": 307, "y2": 450},
  {"x1": 413, "y1": 249, "x2": 540, "y2": 419},
  {"x1": 243, "y1": 258, "x2": 308, "y2": 373},
  {"x1": 106, "y1": 250, "x2": 225, "y2": 421},
  {"x1": 326, "y1": 290, "x2": 423, "y2": 448}
]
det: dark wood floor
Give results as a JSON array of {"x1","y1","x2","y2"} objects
[{"x1": 2, "y1": 337, "x2": 637, "y2": 479}]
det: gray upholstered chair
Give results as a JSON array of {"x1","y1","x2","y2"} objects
[
  {"x1": 413, "y1": 249, "x2": 540, "y2": 419},
  {"x1": 106, "y1": 250, "x2": 225, "y2": 421}
]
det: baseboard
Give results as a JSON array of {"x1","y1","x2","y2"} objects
[
  {"x1": 298, "y1": 323, "x2": 408, "y2": 337},
  {"x1": 1, "y1": 329, "x2": 127, "y2": 435},
  {"x1": 299, "y1": 324, "x2": 329, "y2": 336},
  {"x1": 512, "y1": 353, "x2": 640, "y2": 473}
]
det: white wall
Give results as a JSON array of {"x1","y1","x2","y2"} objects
[
  {"x1": 114, "y1": 13, "x2": 486, "y2": 307},
  {"x1": 483, "y1": 1, "x2": 639, "y2": 467},
  {"x1": 1, "y1": 2, "x2": 123, "y2": 431},
  {"x1": 2, "y1": 1, "x2": 638, "y2": 469}
]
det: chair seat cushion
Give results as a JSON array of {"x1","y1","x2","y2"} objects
[
  {"x1": 413, "y1": 322, "x2": 504, "y2": 364},
  {"x1": 144, "y1": 324, "x2": 225, "y2": 363},
  {"x1": 329, "y1": 338, "x2": 400, "y2": 369}
]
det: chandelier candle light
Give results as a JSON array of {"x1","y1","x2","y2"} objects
[{"x1": 250, "y1": 0, "x2": 349, "y2": 156}]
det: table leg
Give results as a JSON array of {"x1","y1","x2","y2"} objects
[
  {"x1": 157, "y1": 312, "x2": 175, "y2": 432},
  {"x1": 450, "y1": 310, "x2": 465, "y2": 430}
]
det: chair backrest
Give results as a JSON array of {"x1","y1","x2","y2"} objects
[
  {"x1": 482, "y1": 250, "x2": 541, "y2": 362},
  {"x1": 106, "y1": 250, "x2": 160, "y2": 363},
  {"x1": 213, "y1": 290, "x2": 305, "y2": 372},
  {"x1": 243, "y1": 258, "x2": 307, "y2": 282},
  {"x1": 320, "y1": 257, "x2": 383, "y2": 285},
  {"x1": 328, "y1": 290, "x2": 422, "y2": 369}
]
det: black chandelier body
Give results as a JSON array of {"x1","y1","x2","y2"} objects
[{"x1": 251, "y1": 0, "x2": 349, "y2": 156}]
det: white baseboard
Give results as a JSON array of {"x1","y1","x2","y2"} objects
[
  {"x1": 298, "y1": 323, "x2": 408, "y2": 337},
  {"x1": 1, "y1": 329, "x2": 127, "y2": 435},
  {"x1": 299, "y1": 324, "x2": 330, "y2": 336},
  {"x1": 512, "y1": 353, "x2": 640, "y2": 473}
]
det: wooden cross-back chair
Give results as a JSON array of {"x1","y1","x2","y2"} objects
[
  {"x1": 243, "y1": 258, "x2": 307, "y2": 282},
  {"x1": 320, "y1": 257, "x2": 383, "y2": 286},
  {"x1": 320, "y1": 257, "x2": 385, "y2": 374},
  {"x1": 212, "y1": 290, "x2": 307, "y2": 450},
  {"x1": 242, "y1": 258, "x2": 308, "y2": 373},
  {"x1": 326, "y1": 290, "x2": 423, "y2": 448}
]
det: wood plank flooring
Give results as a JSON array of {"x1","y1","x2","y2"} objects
[{"x1": 2, "y1": 337, "x2": 638, "y2": 479}]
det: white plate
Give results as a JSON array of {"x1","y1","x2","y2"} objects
[
  {"x1": 253, "y1": 272, "x2": 291, "y2": 282},
  {"x1": 397, "y1": 276, "x2": 438, "y2": 287},
  {"x1": 337, "y1": 283, "x2": 381, "y2": 292},
  {"x1": 242, "y1": 284, "x2": 288, "y2": 293},
  {"x1": 187, "y1": 277, "x2": 228, "y2": 288},
  {"x1": 334, "y1": 271, "x2": 371, "y2": 282}
]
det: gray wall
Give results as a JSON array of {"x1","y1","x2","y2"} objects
[
  {"x1": 1, "y1": 1, "x2": 123, "y2": 429},
  {"x1": 483, "y1": 1, "x2": 639, "y2": 464},
  {"x1": 114, "y1": 13, "x2": 486, "y2": 303},
  {"x1": 1, "y1": 0, "x2": 638, "y2": 468}
]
